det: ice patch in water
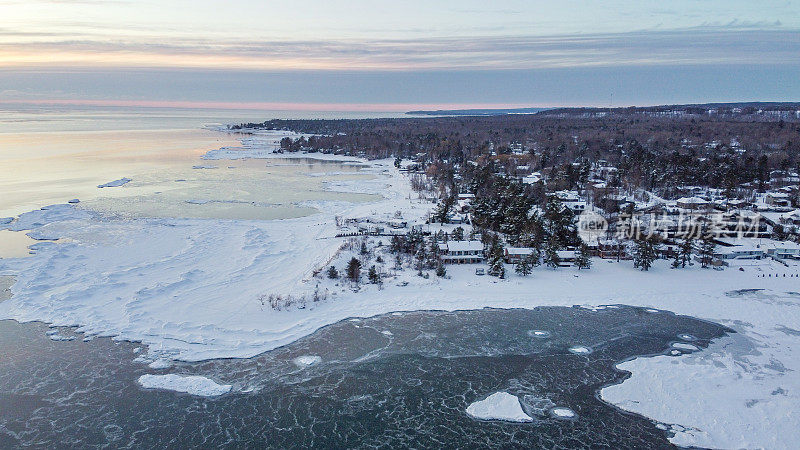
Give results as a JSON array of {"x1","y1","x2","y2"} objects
[
  {"x1": 48, "y1": 333, "x2": 75, "y2": 341},
  {"x1": 549, "y1": 407, "x2": 577, "y2": 419},
  {"x1": 677, "y1": 333, "x2": 697, "y2": 341},
  {"x1": 568, "y1": 346, "x2": 593, "y2": 355},
  {"x1": 381, "y1": 330, "x2": 393, "y2": 336},
  {"x1": 293, "y1": 355, "x2": 322, "y2": 367},
  {"x1": 521, "y1": 394, "x2": 556, "y2": 417},
  {"x1": 137, "y1": 374, "x2": 231, "y2": 397},
  {"x1": 528, "y1": 330, "x2": 551, "y2": 338},
  {"x1": 671, "y1": 342, "x2": 699, "y2": 351},
  {"x1": 148, "y1": 359, "x2": 172, "y2": 369},
  {"x1": 466, "y1": 392, "x2": 533, "y2": 423}
]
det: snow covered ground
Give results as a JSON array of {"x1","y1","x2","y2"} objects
[{"x1": 1, "y1": 132, "x2": 800, "y2": 448}]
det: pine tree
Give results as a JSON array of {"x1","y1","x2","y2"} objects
[
  {"x1": 699, "y1": 236, "x2": 716, "y2": 268},
  {"x1": 435, "y1": 262, "x2": 447, "y2": 277},
  {"x1": 543, "y1": 236, "x2": 561, "y2": 269},
  {"x1": 678, "y1": 234, "x2": 694, "y2": 267},
  {"x1": 452, "y1": 226, "x2": 465, "y2": 241},
  {"x1": 526, "y1": 250, "x2": 541, "y2": 268},
  {"x1": 368, "y1": 265, "x2": 380, "y2": 284},
  {"x1": 327, "y1": 266, "x2": 338, "y2": 279},
  {"x1": 360, "y1": 241, "x2": 368, "y2": 255},
  {"x1": 514, "y1": 256, "x2": 532, "y2": 276},
  {"x1": 346, "y1": 257, "x2": 361, "y2": 282},
  {"x1": 487, "y1": 240, "x2": 506, "y2": 278},
  {"x1": 633, "y1": 237, "x2": 657, "y2": 271},
  {"x1": 575, "y1": 244, "x2": 592, "y2": 270}
]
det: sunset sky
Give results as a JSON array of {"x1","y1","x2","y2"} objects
[{"x1": 1, "y1": 0, "x2": 798, "y2": 110}]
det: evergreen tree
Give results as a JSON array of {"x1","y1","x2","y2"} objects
[
  {"x1": 575, "y1": 244, "x2": 592, "y2": 270},
  {"x1": 698, "y1": 236, "x2": 716, "y2": 268},
  {"x1": 433, "y1": 195, "x2": 456, "y2": 223},
  {"x1": 526, "y1": 250, "x2": 541, "y2": 268},
  {"x1": 435, "y1": 262, "x2": 447, "y2": 277},
  {"x1": 633, "y1": 237, "x2": 658, "y2": 271},
  {"x1": 452, "y1": 226, "x2": 465, "y2": 241},
  {"x1": 543, "y1": 236, "x2": 561, "y2": 269},
  {"x1": 486, "y1": 239, "x2": 506, "y2": 278},
  {"x1": 326, "y1": 265, "x2": 338, "y2": 279},
  {"x1": 390, "y1": 235, "x2": 404, "y2": 253},
  {"x1": 678, "y1": 234, "x2": 694, "y2": 267},
  {"x1": 360, "y1": 241, "x2": 368, "y2": 255},
  {"x1": 394, "y1": 157, "x2": 402, "y2": 168},
  {"x1": 368, "y1": 265, "x2": 380, "y2": 284},
  {"x1": 346, "y1": 257, "x2": 362, "y2": 282},
  {"x1": 514, "y1": 256, "x2": 532, "y2": 276}
]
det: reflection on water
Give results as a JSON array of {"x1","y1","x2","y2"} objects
[
  {"x1": 80, "y1": 158, "x2": 379, "y2": 220},
  {"x1": 0, "y1": 306, "x2": 731, "y2": 448},
  {"x1": 0, "y1": 231, "x2": 36, "y2": 259},
  {"x1": 0, "y1": 126, "x2": 380, "y2": 220},
  {"x1": 0, "y1": 128, "x2": 239, "y2": 217}
]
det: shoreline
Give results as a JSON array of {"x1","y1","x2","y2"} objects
[{"x1": 0, "y1": 130, "x2": 799, "y2": 448}]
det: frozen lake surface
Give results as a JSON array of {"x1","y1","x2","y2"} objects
[{"x1": 0, "y1": 305, "x2": 730, "y2": 448}]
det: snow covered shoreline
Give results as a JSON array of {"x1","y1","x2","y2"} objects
[{"x1": 1, "y1": 132, "x2": 799, "y2": 448}]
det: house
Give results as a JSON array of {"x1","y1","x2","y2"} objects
[
  {"x1": 777, "y1": 209, "x2": 800, "y2": 227},
  {"x1": 504, "y1": 247, "x2": 536, "y2": 263},
  {"x1": 713, "y1": 238, "x2": 766, "y2": 260},
  {"x1": 446, "y1": 213, "x2": 469, "y2": 225},
  {"x1": 556, "y1": 250, "x2": 577, "y2": 267},
  {"x1": 766, "y1": 192, "x2": 792, "y2": 208},
  {"x1": 676, "y1": 196, "x2": 711, "y2": 210},
  {"x1": 597, "y1": 239, "x2": 628, "y2": 259},
  {"x1": 764, "y1": 240, "x2": 800, "y2": 260},
  {"x1": 441, "y1": 241, "x2": 485, "y2": 264}
]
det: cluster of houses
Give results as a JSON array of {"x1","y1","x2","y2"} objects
[{"x1": 339, "y1": 153, "x2": 799, "y2": 270}]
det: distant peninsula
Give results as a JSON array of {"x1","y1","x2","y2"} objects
[{"x1": 406, "y1": 107, "x2": 549, "y2": 116}]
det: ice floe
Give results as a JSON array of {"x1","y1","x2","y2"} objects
[
  {"x1": 550, "y1": 407, "x2": 577, "y2": 419},
  {"x1": 137, "y1": 374, "x2": 231, "y2": 396},
  {"x1": 671, "y1": 342, "x2": 699, "y2": 351},
  {"x1": 527, "y1": 330, "x2": 551, "y2": 338},
  {"x1": 466, "y1": 392, "x2": 533, "y2": 423},
  {"x1": 292, "y1": 355, "x2": 322, "y2": 367},
  {"x1": 568, "y1": 346, "x2": 593, "y2": 355}
]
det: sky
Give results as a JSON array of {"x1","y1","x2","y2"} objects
[{"x1": 0, "y1": 0, "x2": 798, "y2": 110}]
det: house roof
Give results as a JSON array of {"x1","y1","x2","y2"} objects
[
  {"x1": 505, "y1": 247, "x2": 535, "y2": 256},
  {"x1": 445, "y1": 241, "x2": 484, "y2": 252}
]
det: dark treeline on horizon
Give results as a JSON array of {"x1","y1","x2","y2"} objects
[{"x1": 230, "y1": 102, "x2": 800, "y2": 195}]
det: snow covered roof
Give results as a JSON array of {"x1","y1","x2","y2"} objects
[
  {"x1": 504, "y1": 247, "x2": 535, "y2": 256},
  {"x1": 445, "y1": 241, "x2": 484, "y2": 252},
  {"x1": 767, "y1": 192, "x2": 791, "y2": 198},
  {"x1": 677, "y1": 196, "x2": 710, "y2": 205}
]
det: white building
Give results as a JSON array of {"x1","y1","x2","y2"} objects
[{"x1": 441, "y1": 241, "x2": 485, "y2": 264}]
